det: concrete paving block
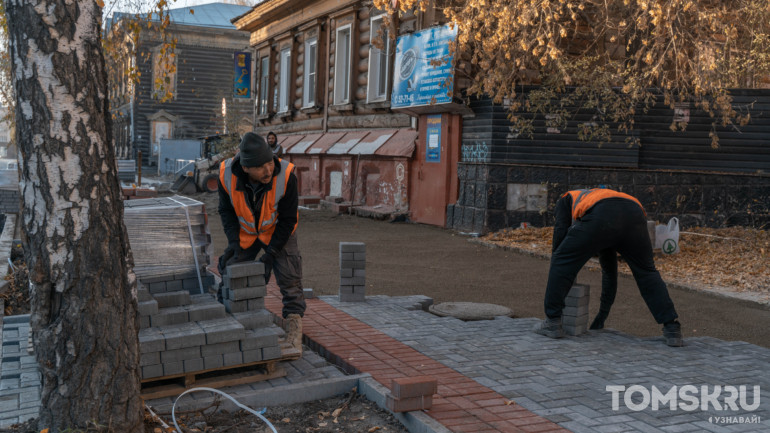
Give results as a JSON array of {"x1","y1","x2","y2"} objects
[
  {"x1": 201, "y1": 340, "x2": 240, "y2": 358},
  {"x1": 141, "y1": 275, "x2": 169, "y2": 284},
  {"x1": 151, "y1": 306, "x2": 190, "y2": 327},
  {"x1": 187, "y1": 301, "x2": 226, "y2": 322},
  {"x1": 261, "y1": 345, "x2": 282, "y2": 360},
  {"x1": 223, "y1": 351, "x2": 243, "y2": 367},
  {"x1": 224, "y1": 299, "x2": 249, "y2": 314},
  {"x1": 565, "y1": 295, "x2": 589, "y2": 308},
  {"x1": 148, "y1": 281, "x2": 167, "y2": 293},
  {"x1": 190, "y1": 293, "x2": 218, "y2": 304},
  {"x1": 165, "y1": 279, "x2": 183, "y2": 291},
  {"x1": 247, "y1": 298, "x2": 265, "y2": 311},
  {"x1": 163, "y1": 361, "x2": 184, "y2": 376},
  {"x1": 232, "y1": 310, "x2": 272, "y2": 330},
  {"x1": 240, "y1": 327, "x2": 281, "y2": 350},
  {"x1": 174, "y1": 270, "x2": 199, "y2": 280},
  {"x1": 137, "y1": 288, "x2": 153, "y2": 302},
  {"x1": 340, "y1": 252, "x2": 355, "y2": 261},
  {"x1": 154, "y1": 291, "x2": 191, "y2": 308},
  {"x1": 138, "y1": 299, "x2": 158, "y2": 316},
  {"x1": 563, "y1": 305, "x2": 589, "y2": 317},
  {"x1": 142, "y1": 364, "x2": 164, "y2": 379},
  {"x1": 224, "y1": 275, "x2": 248, "y2": 290},
  {"x1": 353, "y1": 253, "x2": 366, "y2": 261},
  {"x1": 353, "y1": 269, "x2": 366, "y2": 277},
  {"x1": 340, "y1": 268, "x2": 353, "y2": 278},
  {"x1": 242, "y1": 349, "x2": 262, "y2": 364},
  {"x1": 303, "y1": 288, "x2": 314, "y2": 299},
  {"x1": 339, "y1": 292, "x2": 366, "y2": 303},
  {"x1": 340, "y1": 260, "x2": 365, "y2": 269},
  {"x1": 353, "y1": 285, "x2": 366, "y2": 293},
  {"x1": 339, "y1": 285, "x2": 354, "y2": 295},
  {"x1": 182, "y1": 277, "x2": 202, "y2": 291},
  {"x1": 226, "y1": 262, "x2": 265, "y2": 279},
  {"x1": 203, "y1": 355, "x2": 224, "y2": 370},
  {"x1": 198, "y1": 317, "x2": 246, "y2": 344},
  {"x1": 140, "y1": 351, "x2": 160, "y2": 367},
  {"x1": 228, "y1": 286, "x2": 267, "y2": 301},
  {"x1": 565, "y1": 324, "x2": 588, "y2": 336},
  {"x1": 340, "y1": 277, "x2": 366, "y2": 286},
  {"x1": 139, "y1": 328, "x2": 165, "y2": 353},
  {"x1": 161, "y1": 346, "x2": 202, "y2": 364},
  {"x1": 183, "y1": 358, "x2": 204, "y2": 373},
  {"x1": 140, "y1": 316, "x2": 151, "y2": 329},
  {"x1": 567, "y1": 283, "x2": 590, "y2": 298},
  {"x1": 563, "y1": 313, "x2": 588, "y2": 327},
  {"x1": 339, "y1": 242, "x2": 366, "y2": 253},
  {"x1": 160, "y1": 322, "x2": 206, "y2": 350},
  {"x1": 247, "y1": 276, "x2": 267, "y2": 288}
]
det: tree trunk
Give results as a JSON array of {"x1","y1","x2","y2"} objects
[{"x1": 5, "y1": 1, "x2": 144, "y2": 431}]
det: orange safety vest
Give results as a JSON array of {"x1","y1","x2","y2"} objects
[
  {"x1": 219, "y1": 157, "x2": 297, "y2": 249},
  {"x1": 563, "y1": 188, "x2": 645, "y2": 220}
]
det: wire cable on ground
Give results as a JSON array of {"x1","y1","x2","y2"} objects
[{"x1": 170, "y1": 387, "x2": 278, "y2": 433}]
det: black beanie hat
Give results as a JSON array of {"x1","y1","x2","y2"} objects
[{"x1": 239, "y1": 132, "x2": 273, "y2": 167}]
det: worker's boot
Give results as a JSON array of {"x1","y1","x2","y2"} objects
[
  {"x1": 663, "y1": 320, "x2": 683, "y2": 347},
  {"x1": 286, "y1": 314, "x2": 303, "y2": 353},
  {"x1": 534, "y1": 316, "x2": 564, "y2": 339}
]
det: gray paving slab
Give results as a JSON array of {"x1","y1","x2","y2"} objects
[
  {"x1": 322, "y1": 295, "x2": 770, "y2": 433},
  {"x1": 0, "y1": 316, "x2": 39, "y2": 429}
]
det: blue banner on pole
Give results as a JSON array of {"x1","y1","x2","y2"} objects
[
  {"x1": 234, "y1": 51, "x2": 251, "y2": 99},
  {"x1": 391, "y1": 24, "x2": 457, "y2": 109}
]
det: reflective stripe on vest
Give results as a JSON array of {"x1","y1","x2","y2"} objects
[
  {"x1": 563, "y1": 188, "x2": 645, "y2": 221},
  {"x1": 220, "y1": 157, "x2": 295, "y2": 248}
]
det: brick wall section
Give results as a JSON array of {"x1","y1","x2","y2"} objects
[
  {"x1": 264, "y1": 283, "x2": 569, "y2": 433},
  {"x1": 0, "y1": 188, "x2": 19, "y2": 214},
  {"x1": 448, "y1": 163, "x2": 770, "y2": 234}
]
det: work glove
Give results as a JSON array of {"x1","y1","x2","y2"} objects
[{"x1": 258, "y1": 246, "x2": 278, "y2": 284}]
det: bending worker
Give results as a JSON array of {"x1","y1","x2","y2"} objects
[
  {"x1": 534, "y1": 188, "x2": 683, "y2": 347},
  {"x1": 218, "y1": 132, "x2": 305, "y2": 353}
]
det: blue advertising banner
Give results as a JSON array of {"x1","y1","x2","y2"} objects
[
  {"x1": 234, "y1": 51, "x2": 251, "y2": 99},
  {"x1": 426, "y1": 114, "x2": 442, "y2": 163},
  {"x1": 391, "y1": 24, "x2": 457, "y2": 109}
]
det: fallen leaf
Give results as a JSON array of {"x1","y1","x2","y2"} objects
[
  {"x1": 368, "y1": 427, "x2": 382, "y2": 432},
  {"x1": 319, "y1": 422, "x2": 328, "y2": 427},
  {"x1": 282, "y1": 418, "x2": 291, "y2": 423},
  {"x1": 332, "y1": 408, "x2": 342, "y2": 417},
  {"x1": 505, "y1": 400, "x2": 514, "y2": 405}
]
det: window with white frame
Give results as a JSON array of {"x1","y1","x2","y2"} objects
[
  {"x1": 259, "y1": 56, "x2": 270, "y2": 115},
  {"x1": 279, "y1": 47, "x2": 291, "y2": 113},
  {"x1": 367, "y1": 15, "x2": 390, "y2": 102},
  {"x1": 303, "y1": 37, "x2": 318, "y2": 107},
  {"x1": 334, "y1": 25, "x2": 352, "y2": 105}
]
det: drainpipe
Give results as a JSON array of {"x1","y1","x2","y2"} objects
[{"x1": 323, "y1": 16, "x2": 332, "y2": 133}]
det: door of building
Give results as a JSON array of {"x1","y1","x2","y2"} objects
[{"x1": 409, "y1": 113, "x2": 461, "y2": 227}]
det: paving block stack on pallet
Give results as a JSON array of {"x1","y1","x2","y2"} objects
[
  {"x1": 137, "y1": 261, "x2": 284, "y2": 381},
  {"x1": 339, "y1": 242, "x2": 366, "y2": 302},
  {"x1": 564, "y1": 283, "x2": 590, "y2": 336}
]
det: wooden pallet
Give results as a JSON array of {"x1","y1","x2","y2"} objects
[{"x1": 141, "y1": 343, "x2": 300, "y2": 400}]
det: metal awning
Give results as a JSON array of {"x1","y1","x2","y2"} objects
[{"x1": 278, "y1": 129, "x2": 416, "y2": 157}]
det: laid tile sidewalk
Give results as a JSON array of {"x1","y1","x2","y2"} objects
[
  {"x1": 302, "y1": 292, "x2": 770, "y2": 433},
  {"x1": 0, "y1": 315, "x2": 40, "y2": 429}
]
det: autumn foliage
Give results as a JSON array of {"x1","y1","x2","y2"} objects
[{"x1": 374, "y1": 0, "x2": 770, "y2": 147}]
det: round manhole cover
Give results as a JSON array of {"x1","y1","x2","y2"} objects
[{"x1": 428, "y1": 302, "x2": 513, "y2": 321}]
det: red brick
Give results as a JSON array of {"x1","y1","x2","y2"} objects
[
  {"x1": 385, "y1": 393, "x2": 433, "y2": 412},
  {"x1": 391, "y1": 375, "x2": 438, "y2": 399}
]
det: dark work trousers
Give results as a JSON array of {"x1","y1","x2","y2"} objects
[
  {"x1": 544, "y1": 199, "x2": 678, "y2": 324},
  {"x1": 218, "y1": 234, "x2": 306, "y2": 318}
]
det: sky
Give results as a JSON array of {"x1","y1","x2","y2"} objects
[{"x1": 104, "y1": 0, "x2": 259, "y2": 18}]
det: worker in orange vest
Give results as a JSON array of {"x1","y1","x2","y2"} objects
[
  {"x1": 218, "y1": 132, "x2": 305, "y2": 353},
  {"x1": 534, "y1": 188, "x2": 683, "y2": 346}
]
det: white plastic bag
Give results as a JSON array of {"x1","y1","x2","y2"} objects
[{"x1": 655, "y1": 217, "x2": 680, "y2": 254}]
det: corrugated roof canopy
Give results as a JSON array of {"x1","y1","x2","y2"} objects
[{"x1": 281, "y1": 129, "x2": 416, "y2": 157}]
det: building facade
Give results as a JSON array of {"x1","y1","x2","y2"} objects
[{"x1": 109, "y1": 3, "x2": 253, "y2": 167}]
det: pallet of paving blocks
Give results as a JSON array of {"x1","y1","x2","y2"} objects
[
  {"x1": 124, "y1": 195, "x2": 214, "y2": 295},
  {"x1": 564, "y1": 283, "x2": 590, "y2": 336},
  {"x1": 137, "y1": 261, "x2": 299, "y2": 399},
  {"x1": 339, "y1": 242, "x2": 366, "y2": 302}
]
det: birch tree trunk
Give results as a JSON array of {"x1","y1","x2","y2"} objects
[{"x1": 5, "y1": 0, "x2": 144, "y2": 431}]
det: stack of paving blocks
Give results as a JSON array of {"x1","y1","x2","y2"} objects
[
  {"x1": 124, "y1": 195, "x2": 213, "y2": 294},
  {"x1": 564, "y1": 283, "x2": 590, "y2": 335},
  {"x1": 339, "y1": 242, "x2": 366, "y2": 302},
  {"x1": 137, "y1": 262, "x2": 283, "y2": 381},
  {"x1": 386, "y1": 376, "x2": 436, "y2": 412}
]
